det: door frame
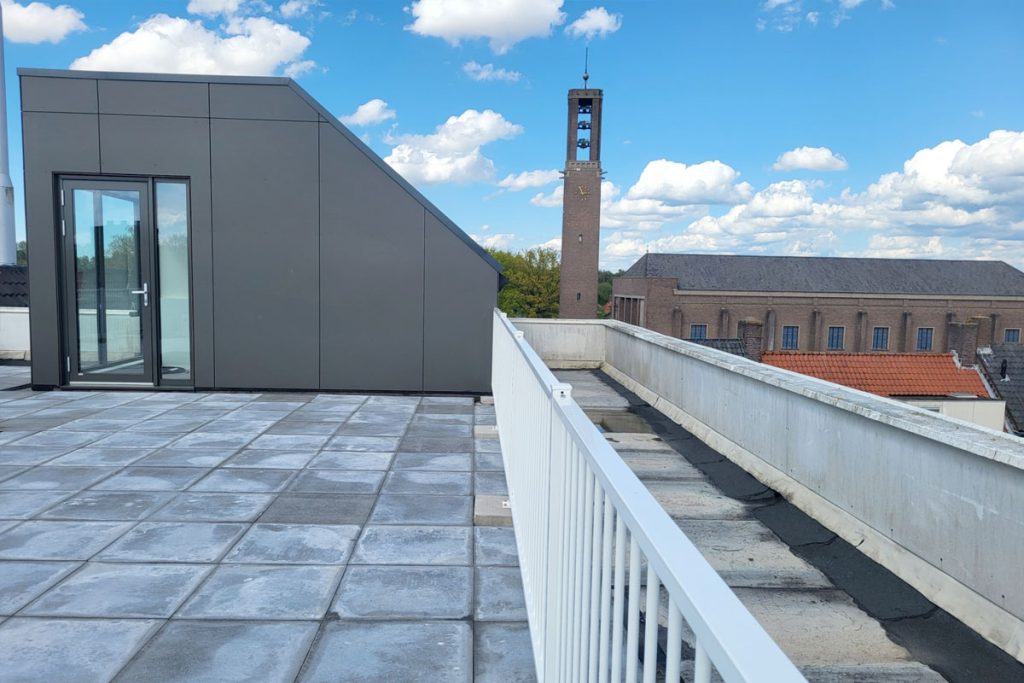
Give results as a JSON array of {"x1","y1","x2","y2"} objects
[{"x1": 57, "y1": 174, "x2": 194, "y2": 388}]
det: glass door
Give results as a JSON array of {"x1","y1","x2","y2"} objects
[{"x1": 61, "y1": 180, "x2": 155, "y2": 384}]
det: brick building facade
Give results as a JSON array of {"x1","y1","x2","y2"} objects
[{"x1": 612, "y1": 254, "x2": 1024, "y2": 358}]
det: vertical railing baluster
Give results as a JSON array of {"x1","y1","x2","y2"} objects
[
  {"x1": 574, "y1": 467, "x2": 595, "y2": 680},
  {"x1": 665, "y1": 600, "x2": 682, "y2": 683},
  {"x1": 562, "y1": 443, "x2": 581, "y2": 681},
  {"x1": 694, "y1": 640, "x2": 711, "y2": 683},
  {"x1": 610, "y1": 517, "x2": 627, "y2": 683},
  {"x1": 597, "y1": 500, "x2": 615, "y2": 683},
  {"x1": 587, "y1": 482, "x2": 605, "y2": 682},
  {"x1": 625, "y1": 537, "x2": 642, "y2": 683},
  {"x1": 642, "y1": 565, "x2": 660, "y2": 683}
]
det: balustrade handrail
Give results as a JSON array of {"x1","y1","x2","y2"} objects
[{"x1": 492, "y1": 310, "x2": 805, "y2": 682}]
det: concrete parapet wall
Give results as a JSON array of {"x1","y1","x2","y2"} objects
[
  {"x1": 513, "y1": 317, "x2": 1024, "y2": 662},
  {"x1": 0, "y1": 306, "x2": 30, "y2": 360}
]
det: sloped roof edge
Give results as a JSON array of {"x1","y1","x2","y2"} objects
[{"x1": 18, "y1": 68, "x2": 502, "y2": 274}]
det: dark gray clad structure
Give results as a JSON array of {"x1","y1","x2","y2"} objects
[
  {"x1": 19, "y1": 69, "x2": 500, "y2": 393},
  {"x1": 625, "y1": 253, "x2": 1024, "y2": 295}
]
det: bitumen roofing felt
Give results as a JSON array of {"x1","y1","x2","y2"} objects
[{"x1": 978, "y1": 344, "x2": 1024, "y2": 433}]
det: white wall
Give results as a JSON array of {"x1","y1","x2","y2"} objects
[
  {"x1": 907, "y1": 398, "x2": 1006, "y2": 432},
  {"x1": 515, "y1": 317, "x2": 1024, "y2": 663},
  {"x1": 0, "y1": 307, "x2": 30, "y2": 360}
]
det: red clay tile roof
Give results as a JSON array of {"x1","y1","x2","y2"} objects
[{"x1": 761, "y1": 352, "x2": 990, "y2": 398}]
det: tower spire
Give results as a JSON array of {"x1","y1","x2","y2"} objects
[{"x1": 583, "y1": 48, "x2": 589, "y2": 86}]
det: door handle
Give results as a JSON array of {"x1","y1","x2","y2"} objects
[{"x1": 131, "y1": 282, "x2": 149, "y2": 307}]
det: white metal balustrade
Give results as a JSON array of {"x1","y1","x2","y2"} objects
[{"x1": 491, "y1": 310, "x2": 805, "y2": 683}]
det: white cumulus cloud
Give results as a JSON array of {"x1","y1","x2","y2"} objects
[
  {"x1": 339, "y1": 99, "x2": 397, "y2": 127},
  {"x1": 565, "y1": 7, "x2": 622, "y2": 40},
  {"x1": 0, "y1": 0, "x2": 86, "y2": 44},
  {"x1": 471, "y1": 233, "x2": 517, "y2": 249},
  {"x1": 384, "y1": 109, "x2": 523, "y2": 185},
  {"x1": 773, "y1": 146, "x2": 849, "y2": 171},
  {"x1": 406, "y1": 0, "x2": 566, "y2": 54},
  {"x1": 70, "y1": 14, "x2": 313, "y2": 77},
  {"x1": 279, "y1": 0, "x2": 320, "y2": 18},
  {"x1": 627, "y1": 159, "x2": 753, "y2": 205},
  {"x1": 498, "y1": 169, "x2": 560, "y2": 191},
  {"x1": 186, "y1": 0, "x2": 243, "y2": 16},
  {"x1": 463, "y1": 61, "x2": 522, "y2": 82},
  {"x1": 535, "y1": 237, "x2": 561, "y2": 251}
]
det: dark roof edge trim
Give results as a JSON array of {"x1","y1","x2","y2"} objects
[{"x1": 17, "y1": 68, "x2": 502, "y2": 274}]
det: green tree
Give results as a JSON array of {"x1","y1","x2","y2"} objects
[
  {"x1": 16, "y1": 240, "x2": 28, "y2": 266},
  {"x1": 489, "y1": 247, "x2": 560, "y2": 318},
  {"x1": 597, "y1": 268, "x2": 624, "y2": 317}
]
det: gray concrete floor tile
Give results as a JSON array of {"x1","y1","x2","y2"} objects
[
  {"x1": 392, "y1": 452, "x2": 473, "y2": 471},
  {"x1": 298, "y1": 620, "x2": 471, "y2": 683},
  {"x1": 474, "y1": 527, "x2": 520, "y2": 566},
  {"x1": 55, "y1": 418, "x2": 143, "y2": 432},
  {"x1": 11, "y1": 430, "x2": 106, "y2": 448},
  {"x1": 248, "y1": 434, "x2": 330, "y2": 450},
  {"x1": 89, "y1": 432, "x2": 179, "y2": 449},
  {"x1": 0, "y1": 466, "x2": 117, "y2": 491},
  {"x1": 133, "y1": 447, "x2": 237, "y2": 467},
  {"x1": 190, "y1": 468, "x2": 295, "y2": 492},
  {"x1": 325, "y1": 435, "x2": 401, "y2": 452},
  {"x1": 0, "y1": 617, "x2": 161, "y2": 683},
  {"x1": 97, "y1": 522, "x2": 249, "y2": 562},
  {"x1": 475, "y1": 451, "x2": 504, "y2": 471},
  {"x1": 333, "y1": 565, "x2": 472, "y2": 619},
  {"x1": 193, "y1": 418, "x2": 276, "y2": 434},
  {"x1": 411, "y1": 413, "x2": 473, "y2": 426},
  {"x1": 92, "y1": 467, "x2": 210, "y2": 491},
  {"x1": 177, "y1": 564, "x2": 342, "y2": 619},
  {"x1": 264, "y1": 420, "x2": 338, "y2": 435},
  {"x1": 334, "y1": 421, "x2": 408, "y2": 436},
  {"x1": 124, "y1": 417, "x2": 212, "y2": 433},
  {"x1": 475, "y1": 438, "x2": 502, "y2": 453},
  {"x1": 474, "y1": 471, "x2": 509, "y2": 496},
  {"x1": 171, "y1": 432, "x2": 256, "y2": 449},
  {"x1": 0, "y1": 445, "x2": 71, "y2": 465},
  {"x1": 416, "y1": 403, "x2": 474, "y2": 415},
  {"x1": 113, "y1": 620, "x2": 319, "y2": 683},
  {"x1": 0, "y1": 465, "x2": 27, "y2": 482},
  {"x1": 370, "y1": 494, "x2": 472, "y2": 526},
  {"x1": 23, "y1": 562, "x2": 212, "y2": 617},
  {"x1": 224, "y1": 523, "x2": 359, "y2": 564},
  {"x1": 352, "y1": 525, "x2": 472, "y2": 565},
  {"x1": 0, "y1": 490, "x2": 73, "y2": 519},
  {"x1": 151, "y1": 492, "x2": 274, "y2": 522},
  {"x1": 260, "y1": 494, "x2": 376, "y2": 524},
  {"x1": 306, "y1": 451, "x2": 393, "y2": 470},
  {"x1": 399, "y1": 435, "x2": 475, "y2": 453},
  {"x1": 39, "y1": 491, "x2": 174, "y2": 521},
  {"x1": 365, "y1": 395, "x2": 420, "y2": 408},
  {"x1": 288, "y1": 470, "x2": 384, "y2": 494},
  {"x1": 475, "y1": 566, "x2": 528, "y2": 621},
  {"x1": 404, "y1": 423, "x2": 473, "y2": 437},
  {"x1": 474, "y1": 622, "x2": 537, "y2": 682},
  {"x1": 382, "y1": 471, "x2": 472, "y2": 495},
  {"x1": 224, "y1": 449, "x2": 317, "y2": 469},
  {"x1": 48, "y1": 447, "x2": 154, "y2": 467},
  {"x1": 0, "y1": 520, "x2": 132, "y2": 559},
  {"x1": 0, "y1": 561, "x2": 80, "y2": 614}
]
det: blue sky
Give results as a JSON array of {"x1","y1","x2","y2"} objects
[{"x1": 3, "y1": 0, "x2": 1023, "y2": 269}]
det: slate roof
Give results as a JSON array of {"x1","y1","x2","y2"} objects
[
  {"x1": 622, "y1": 253, "x2": 1024, "y2": 296},
  {"x1": 978, "y1": 344, "x2": 1024, "y2": 433},
  {"x1": 686, "y1": 338, "x2": 748, "y2": 357},
  {"x1": 0, "y1": 265, "x2": 28, "y2": 307},
  {"x1": 762, "y1": 352, "x2": 990, "y2": 398}
]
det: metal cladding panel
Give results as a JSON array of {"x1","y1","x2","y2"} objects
[
  {"x1": 98, "y1": 113, "x2": 215, "y2": 386},
  {"x1": 423, "y1": 212, "x2": 497, "y2": 392},
  {"x1": 98, "y1": 80, "x2": 209, "y2": 118},
  {"x1": 318, "y1": 122, "x2": 425, "y2": 392},
  {"x1": 21, "y1": 76, "x2": 97, "y2": 113},
  {"x1": 210, "y1": 118, "x2": 320, "y2": 389},
  {"x1": 21, "y1": 111, "x2": 101, "y2": 386},
  {"x1": 210, "y1": 84, "x2": 317, "y2": 121}
]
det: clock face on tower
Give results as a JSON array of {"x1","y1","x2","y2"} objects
[{"x1": 577, "y1": 184, "x2": 590, "y2": 198}]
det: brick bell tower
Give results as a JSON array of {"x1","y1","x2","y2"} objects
[{"x1": 558, "y1": 66, "x2": 603, "y2": 319}]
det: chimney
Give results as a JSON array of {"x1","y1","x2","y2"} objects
[
  {"x1": 738, "y1": 318, "x2": 764, "y2": 362},
  {"x1": 946, "y1": 320, "x2": 980, "y2": 367},
  {"x1": 972, "y1": 315, "x2": 994, "y2": 348}
]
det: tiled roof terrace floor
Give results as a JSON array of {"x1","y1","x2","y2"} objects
[
  {"x1": 0, "y1": 387, "x2": 535, "y2": 683},
  {"x1": 557, "y1": 369, "x2": 1024, "y2": 683},
  {"x1": 0, "y1": 364, "x2": 30, "y2": 391}
]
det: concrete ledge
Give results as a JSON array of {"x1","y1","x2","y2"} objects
[
  {"x1": 603, "y1": 361, "x2": 1024, "y2": 663},
  {"x1": 474, "y1": 495, "x2": 513, "y2": 527}
]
